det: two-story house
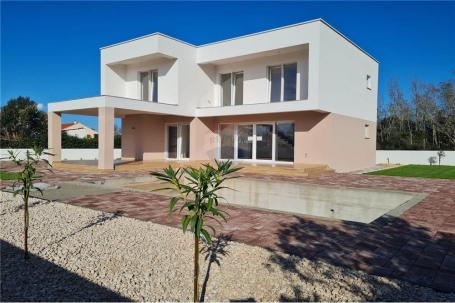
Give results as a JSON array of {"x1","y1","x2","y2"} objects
[{"x1": 48, "y1": 19, "x2": 378, "y2": 171}]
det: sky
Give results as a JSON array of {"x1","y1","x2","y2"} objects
[{"x1": 1, "y1": 1, "x2": 454, "y2": 130}]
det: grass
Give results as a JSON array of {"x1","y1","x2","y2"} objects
[
  {"x1": 0, "y1": 171, "x2": 21, "y2": 180},
  {"x1": 367, "y1": 165, "x2": 455, "y2": 179}
]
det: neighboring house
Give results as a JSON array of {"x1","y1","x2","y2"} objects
[
  {"x1": 62, "y1": 122, "x2": 97, "y2": 139},
  {"x1": 48, "y1": 18, "x2": 378, "y2": 171}
]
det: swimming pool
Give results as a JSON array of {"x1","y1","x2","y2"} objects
[{"x1": 220, "y1": 178, "x2": 425, "y2": 223}]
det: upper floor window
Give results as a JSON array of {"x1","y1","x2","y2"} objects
[
  {"x1": 140, "y1": 70, "x2": 158, "y2": 102},
  {"x1": 366, "y1": 74, "x2": 372, "y2": 90},
  {"x1": 221, "y1": 72, "x2": 243, "y2": 106},
  {"x1": 269, "y1": 63, "x2": 297, "y2": 102}
]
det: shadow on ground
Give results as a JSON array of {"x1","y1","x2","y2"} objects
[
  {"x1": 200, "y1": 234, "x2": 231, "y2": 302},
  {"x1": 265, "y1": 214, "x2": 455, "y2": 299},
  {"x1": 0, "y1": 240, "x2": 130, "y2": 302}
]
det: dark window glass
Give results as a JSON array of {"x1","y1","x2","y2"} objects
[
  {"x1": 276, "y1": 123, "x2": 294, "y2": 161},
  {"x1": 167, "y1": 125, "x2": 178, "y2": 159},
  {"x1": 151, "y1": 71, "x2": 158, "y2": 102},
  {"x1": 140, "y1": 72, "x2": 150, "y2": 101},
  {"x1": 221, "y1": 74, "x2": 232, "y2": 106},
  {"x1": 234, "y1": 72, "x2": 243, "y2": 105},
  {"x1": 256, "y1": 124, "x2": 273, "y2": 160},
  {"x1": 270, "y1": 66, "x2": 281, "y2": 102},
  {"x1": 283, "y1": 63, "x2": 297, "y2": 101},
  {"x1": 237, "y1": 125, "x2": 253, "y2": 159},
  {"x1": 220, "y1": 124, "x2": 235, "y2": 159},
  {"x1": 181, "y1": 124, "x2": 190, "y2": 158}
]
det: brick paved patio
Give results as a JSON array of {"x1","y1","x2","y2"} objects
[{"x1": 1, "y1": 162, "x2": 454, "y2": 292}]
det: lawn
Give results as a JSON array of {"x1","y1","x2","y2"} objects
[
  {"x1": 0, "y1": 171, "x2": 21, "y2": 180},
  {"x1": 367, "y1": 165, "x2": 455, "y2": 179}
]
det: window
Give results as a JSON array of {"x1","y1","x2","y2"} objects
[
  {"x1": 220, "y1": 72, "x2": 243, "y2": 106},
  {"x1": 269, "y1": 66, "x2": 281, "y2": 103},
  {"x1": 276, "y1": 122, "x2": 294, "y2": 161},
  {"x1": 151, "y1": 70, "x2": 158, "y2": 102},
  {"x1": 140, "y1": 72, "x2": 150, "y2": 101},
  {"x1": 140, "y1": 70, "x2": 158, "y2": 102},
  {"x1": 269, "y1": 63, "x2": 297, "y2": 102},
  {"x1": 366, "y1": 75, "x2": 372, "y2": 90},
  {"x1": 364, "y1": 124, "x2": 370, "y2": 139},
  {"x1": 234, "y1": 72, "x2": 244, "y2": 105},
  {"x1": 221, "y1": 74, "x2": 232, "y2": 106}
]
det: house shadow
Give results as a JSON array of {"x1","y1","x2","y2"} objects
[
  {"x1": 1, "y1": 239, "x2": 130, "y2": 302},
  {"x1": 265, "y1": 214, "x2": 455, "y2": 300}
]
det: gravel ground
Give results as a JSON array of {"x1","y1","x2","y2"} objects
[{"x1": 1, "y1": 191, "x2": 454, "y2": 302}]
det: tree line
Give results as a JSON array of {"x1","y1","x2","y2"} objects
[
  {"x1": 0, "y1": 96, "x2": 121, "y2": 148},
  {"x1": 377, "y1": 75, "x2": 454, "y2": 150}
]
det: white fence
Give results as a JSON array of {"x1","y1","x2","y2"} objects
[
  {"x1": 0, "y1": 149, "x2": 122, "y2": 161},
  {"x1": 376, "y1": 150, "x2": 455, "y2": 165},
  {"x1": 1, "y1": 149, "x2": 454, "y2": 165}
]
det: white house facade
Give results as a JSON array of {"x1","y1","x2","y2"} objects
[{"x1": 47, "y1": 19, "x2": 379, "y2": 171}]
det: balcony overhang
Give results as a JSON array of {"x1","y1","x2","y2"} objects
[
  {"x1": 195, "y1": 99, "x2": 322, "y2": 117},
  {"x1": 47, "y1": 95, "x2": 193, "y2": 117},
  {"x1": 197, "y1": 44, "x2": 309, "y2": 66}
]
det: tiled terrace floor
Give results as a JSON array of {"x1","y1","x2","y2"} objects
[{"x1": 1, "y1": 162, "x2": 454, "y2": 292}]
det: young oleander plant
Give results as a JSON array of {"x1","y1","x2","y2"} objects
[
  {"x1": 8, "y1": 146, "x2": 52, "y2": 259},
  {"x1": 151, "y1": 160, "x2": 240, "y2": 302}
]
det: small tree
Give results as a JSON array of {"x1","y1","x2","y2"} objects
[
  {"x1": 151, "y1": 160, "x2": 240, "y2": 302},
  {"x1": 437, "y1": 150, "x2": 446, "y2": 165},
  {"x1": 428, "y1": 156, "x2": 437, "y2": 166},
  {"x1": 8, "y1": 146, "x2": 52, "y2": 259}
]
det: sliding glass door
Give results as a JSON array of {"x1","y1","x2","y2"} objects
[
  {"x1": 255, "y1": 123, "x2": 274, "y2": 160},
  {"x1": 237, "y1": 124, "x2": 253, "y2": 160},
  {"x1": 219, "y1": 122, "x2": 294, "y2": 162},
  {"x1": 167, "y1": 124, "x2": 190, "y2": 160}
]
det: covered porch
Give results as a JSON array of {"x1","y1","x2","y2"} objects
[{"x1": 47, "y1": 95, "x2": 198, "y2": 170}]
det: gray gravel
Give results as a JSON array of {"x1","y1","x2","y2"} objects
[{"x1": 1, "y1": 191, "x2": 454, "y2": 302}]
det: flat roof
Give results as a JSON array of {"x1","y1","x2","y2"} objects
[{"x1": 100, "y1": 18, "x2": 378, "y2": 63}]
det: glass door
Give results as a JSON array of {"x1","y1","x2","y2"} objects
[
  {"x1": 237, "y1": 124, "x2": 253, "y2": 160},
  {"x1": 180, "y1": 124, "x2": 190, "y2": 159},
  {"x1": 255, "y1": 123, "x2": 274, "y2": 160},
  {"x1": 167, "y1": 125, "x2": 178, "y2": 159}
]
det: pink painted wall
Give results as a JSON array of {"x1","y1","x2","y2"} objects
[{"x1": 121, "y1": 111, "x2": 376, "y2": 171}]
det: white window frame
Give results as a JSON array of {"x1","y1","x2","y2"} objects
[
  {"x1": 139, "y1": 69, "x2": 158, "y2": 102},
  {"x1": 220, "y1": 71, "x2": 243, "y2": 106},
  {"x1": 268, "y1": 63, "x2": 298, "y2": 102},
  {"x1": 217, "y1": 121, "x2": 295, "y2": 164},
  {"x1": 165, "y1": 123, "x2": 190, "y2": 160}
]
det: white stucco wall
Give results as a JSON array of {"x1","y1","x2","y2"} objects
[
  {"x1": 0, "y1": 149, "x2": 122, "y2": 161},
  {"x1": 211, "y1": 49, "x2": 309, "y2": 106},
  {"x1": 317, "y1": 22, "x2": 379, "y2": 123},
  {"x1": 376, "y1": 150, "x2": 455, "y2": 165}
]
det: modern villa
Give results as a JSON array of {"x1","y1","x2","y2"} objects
[{"x1": 47, "y1": 18, "x2": 378, "y2": 171}]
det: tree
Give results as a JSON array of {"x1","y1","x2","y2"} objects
[
  {"x1": 151, "y1": 161, "x2": 241, "y2": 302},
  {"x1": 0, "y1": 97, "x2": 47, "y2": 148},
  {"x1": 7, "y1": 146, "x2": 52, "y2": 259},
  {"x1": 438, "y1": 80, "x2": 455, "y2": 149}
]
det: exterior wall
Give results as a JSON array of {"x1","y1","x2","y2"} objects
[
  {"x1": 377, "y1": 150, "x2": 455, "y2": 165},
  {"x1": 317, "y1": 23, "x2": 379, "y2": 122},
  {"x1": 212, "y1": 49, "x2": 309, "y2": 106},
  {"x1": 124, "y1": 58, "x2": 179, "y2": 104},
  {"x1": 121, "y1": 112, "x2": 375, "y2": 171}
]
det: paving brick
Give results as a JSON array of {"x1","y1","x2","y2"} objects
[{"x1": 3, "y1": 163, "x2": 455, "y2": 292}]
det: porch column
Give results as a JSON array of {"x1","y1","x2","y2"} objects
[
  {"x1": 98, "y1": 107, "x2": 115, "y2": 169},
  {"x1": 47, "y1": 111, "x2": 61, "y2": 163}
]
